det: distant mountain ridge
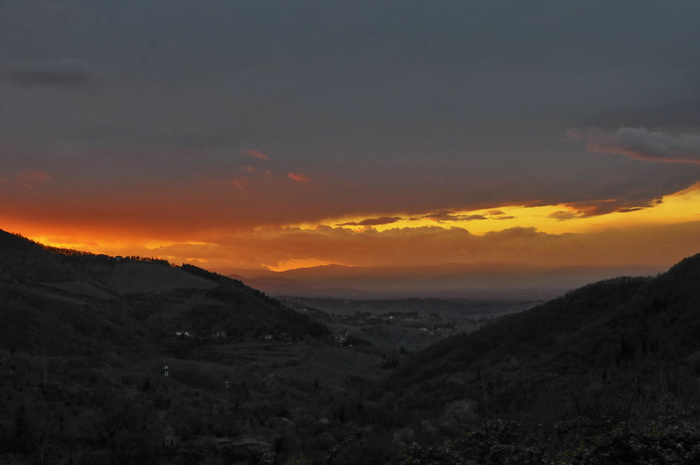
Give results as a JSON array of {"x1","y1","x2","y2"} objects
[{"x1": 224, "y1": 262, "x2": 664, "y2": 299}]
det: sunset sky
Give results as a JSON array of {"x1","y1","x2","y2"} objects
[{"x1": 1, "y1": 1, "x2": 699, "y2": 278}]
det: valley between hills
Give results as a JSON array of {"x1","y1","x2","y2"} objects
[{"x1": 2, "y1": 228, "x2": 700, "y2": 464}]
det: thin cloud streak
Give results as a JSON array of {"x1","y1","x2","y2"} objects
[
  {"x1": 240, "y1": 149, "x2": 269, "y2": 160},
  {"x1": 337, "y1": 216, "x2": 402, "y2": 227},
  {"x1": 423, "y1": 211, "x2": 489, "y2": 222},
  {"x1": 287, "y1": 172, "x2": 310, "y2": 183},
  {"x1": 3, "y1": 59, "x2": 104, "y2": 92}
]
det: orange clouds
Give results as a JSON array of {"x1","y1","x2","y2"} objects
[
  {"x1": 4, "y1": 169, "x2": 698, "y2": 282},
  {"x1": 17, "y1": 170, "x2": 51, "y2": 183},
  {"x1": 0, "y1": 169, "x2": 52, "y2": 190},
  {"x1": 287, "y1": 172, "x2": 310, "y2": 183},
  {"x1": 240, "y1": 149, "x2": 269, "y2": 160},
  {"x1": 12, "y1": 201, "x2": 700, "y2": 291},
  {"x1": 229, "y1": 148, "x2": 313, "y2": 192},
  {"x1": 63, "y1": 219, "x2": 697, "y2": 275},
  {"x1": 231, "y1": 179, "x2": 247, "y2": 190}
]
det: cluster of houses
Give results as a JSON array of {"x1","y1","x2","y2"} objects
[
  {"x1": 335, "y1": 329, "x2": 349, "y2": 345},
  {"x1": 174, "y1": 330, "x2": 227, "y2": 339},
  {"x1": 174, "y1": 329, "x2": 309, "y2": 344},
  {"x1": 261, "y1": 333, "x2": 296, "y2": 343}
]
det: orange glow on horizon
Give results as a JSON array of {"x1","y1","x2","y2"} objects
[
  {"x1": 266, "y1": 258, "x2": 348, "y2": 272},
  {"x1": 4, "y1": 182, "x2": 699, "y2": 271}
]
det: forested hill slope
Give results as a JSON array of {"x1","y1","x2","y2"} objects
[
  {"x1": 0, "y1": 230, "x2": 336, "y2": 464},
  {"x1": 381, "y1": 253, "x2": 700, "y2": 425},
  {"x1": 0, "y1": 229, "x2": 327, "y2": 360}
]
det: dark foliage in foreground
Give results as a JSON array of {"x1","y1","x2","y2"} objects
[{"x1": 393, "y1": 416, "x2": 700, "y2": 465}]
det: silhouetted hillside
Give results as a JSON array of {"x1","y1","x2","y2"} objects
[
  {"x1": 3, "y1": 229, "x2": 699, "y2": 464},
  {"x1": 0, "y1": 229, "x2": 338, "y2": 464},
  {"x1": 0, "y1": 230, "x2": 328, "y2": 359},
  {"x1": 380, "y1": 253, "x2": 700, "y2": 426}
]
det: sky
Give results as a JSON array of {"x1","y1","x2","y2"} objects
[{"x1": 1, "y1": 0, "x2": 699, "y2": 277}]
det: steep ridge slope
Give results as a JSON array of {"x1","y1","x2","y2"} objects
[
  {"x1": 381, "y1": 253, "x2": 700, "y2": 426},
  {"x1": 0, "y1": 229, "x2": 327, "y2": 360},
  {"x1": 0, "y1": 230, "x2": 335, "y2": 464}
]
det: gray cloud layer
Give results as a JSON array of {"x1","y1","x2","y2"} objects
[{"x1": 0, "y1": 0, "x2": 699, "y2": 228}]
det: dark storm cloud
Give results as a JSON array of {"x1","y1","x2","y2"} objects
[
  {"x1": 570, "y1": 128, "x2": 700, "y2": 165},
  {"x1": 578, "y1": 98, "x2": 700, "y2": 129},
  {"x1": 4, "y1": 59, "x2": 104, "y2": 92},
  {"x1": 1, "y1": 0, "x2": 700, "y2": 230},
  {"x1": 564, "y1": 197, "x2": 665, "y2": 217},
  {"x1": 576, "y1": 72, "x2": 700, "y2": 128}
]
